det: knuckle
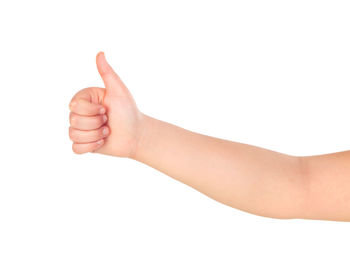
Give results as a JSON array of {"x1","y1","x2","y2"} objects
[
  {"x1": 69, "y1": 100, "x2": 77, "y2": 111},
  {"x1": 69, "y1": 127, "x2": 79, "y2": 141},
  {"x1": 68, "y1": 127, "x2": 74, "y2": 140},
  {"x1": 72, "y1": 144, "x2": 81, "y2": 154},
  {"x1": 69, "y1": 113, "x2": 77, "y2": 126}
]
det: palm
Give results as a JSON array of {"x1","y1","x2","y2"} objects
[{"x1": 96, "y1": 86, "x2": 141, "y2": 157}]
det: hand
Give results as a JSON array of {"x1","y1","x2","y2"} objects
[{"x1": 68, "y1": 52, "x2": 144, "y2": 158}]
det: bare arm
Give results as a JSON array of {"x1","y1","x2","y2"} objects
[
  {"x1": 300, "y1": 151, "x2": 350, "y2": 221},
  {"x1": 133, "y1": 115, "x2": 350, "y2": 221},
  {"x1": 69, "y1": 52, "x2": 350, "y2": 221},
  {"x1": 133, "y1": 114, "x2": 309, "y2": 220}
]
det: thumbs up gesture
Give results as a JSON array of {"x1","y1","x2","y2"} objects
[{"x1": 69, "y1": 52, "x2": 144, "y2": 157}]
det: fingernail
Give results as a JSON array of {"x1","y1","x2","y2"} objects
[
  {"x1": 103, "y1": 115, "x2": 107, "y2": 122},
  {"x1": 97, "y1": 139, "x2": 104, "y2": 145},
  {"x1": 100, "y1": 107, "x2": 106, "y2": 114},
  {"x1": 102, "y1": 127, "x2": 108, "y2": 135}
]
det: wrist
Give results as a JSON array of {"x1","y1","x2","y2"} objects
[{"x1": 129, "y1": 113, "x2": 155, "y2": 161}]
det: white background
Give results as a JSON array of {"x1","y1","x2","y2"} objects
[{"x1": 1, "y1": 0, "x2": 350, "y2": 256}]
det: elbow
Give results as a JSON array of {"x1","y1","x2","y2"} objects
[{"x1": 289, "y1": 156, "x2": 312, "y2": 220}]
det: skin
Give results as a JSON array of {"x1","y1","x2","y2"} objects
[{"x1": 69, "y1": 52, "x2": 350, "y2": 221}]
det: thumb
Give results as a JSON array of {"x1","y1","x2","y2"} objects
[{"x1": 96, "y1": 51, "x2": 127, "y2": 96}]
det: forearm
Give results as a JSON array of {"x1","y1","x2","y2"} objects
[
  {"x1": 132, "y1": 114, "x2": 307, "y2": 219},
  {"x1": 71, "y1": 53, "x2": 350, "y2": 221}
]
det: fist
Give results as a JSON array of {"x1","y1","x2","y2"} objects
[{"x1": 69, "y1": 52, "x2": 144, "y2": 158}]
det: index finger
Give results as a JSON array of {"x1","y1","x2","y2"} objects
[{"x1": 69, "y1": 98, "x2": 106, "y2": 116}]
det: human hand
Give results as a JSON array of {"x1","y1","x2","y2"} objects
[{"x1": 68, "y1": 52, "x2": 144, "y2": 158}]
